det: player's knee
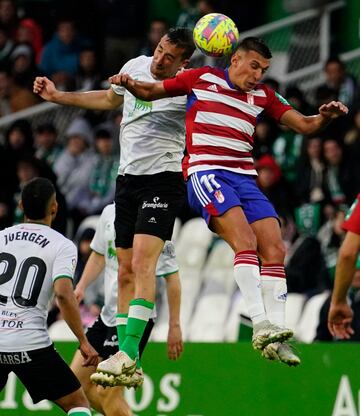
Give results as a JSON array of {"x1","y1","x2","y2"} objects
[
  {"x1": 55, "y1": 388, "x2": 89, "y2": 412},
  {"x1": 232, "y1": 233, "x2": 257, "y2": 252},
  {"x1": 118, "y1": 264, "x2": 134, "y2": 288},
  {"x1": 131, "y1": 256, "x2": 156, "y2": 278},
  {"x1": 262, "y1": 241, "x2": 286, "y2": 263}
]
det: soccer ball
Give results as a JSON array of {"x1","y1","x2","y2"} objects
[{"x1": 193, "y1": 13, "x2": 240, "y2": 57}]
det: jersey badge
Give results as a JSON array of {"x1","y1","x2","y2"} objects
[{"x1": 214, "y1": 190, "x2": 225, "y2": 203}]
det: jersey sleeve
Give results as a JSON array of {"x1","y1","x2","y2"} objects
[
  {"x1": 53, "y1": 240, "x2": 78, "y2": 281},
  {"x1": 263, "y1": 86, "x2": 293, "y2": 122},
  {"x1": 111, "y1": 57, "x2": 139, "y2": 96},
  {"x1": 156, "y1": 241, "x2": 179, "y2": 277},
  {"x1": 342, "y1": 194, "x2": 360, "y2": 235},
  {"x1": 90, "y1": 207, "x2": 108, "y2": 255},
  {"x1": 163, "y1": 67, "x2": 208, "y2": 97}
]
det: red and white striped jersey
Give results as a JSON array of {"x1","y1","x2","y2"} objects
[{"x1": 163, "y1": 66, "x2": 292, "y2": 179}]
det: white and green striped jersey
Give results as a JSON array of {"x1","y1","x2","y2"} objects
[
  {"x1": 90, "y1": 204, "x2": 179, "y2": 327},
  {"x1": 111, "y1": 55, "x2": 186, "y2": 176},
  {"x1": 0, "y1": 223, "x2": 77, "y2": 352}
]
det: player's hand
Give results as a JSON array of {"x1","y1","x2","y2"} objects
[
  {"x1": 319, "y1": 101, "x2": 348, "y2": 119},
  {"x1": 328, "y1": 301, "x2": 354, "y2": 339},
  {"x1": 79, "y1": 339, "x2": 99, "y2": 367},
  {"x1": 74, "y1": 285, "x2": 85, "y2": 304},
  {"x1": 33, "y1": 76, "x2": 57, "y2": 101},
  {"x1": 108, "y1": 73, "x2": 134, "y2": 87},
  {"x1": 167, "y1": 323, "x2": 183, "y2": 360}
]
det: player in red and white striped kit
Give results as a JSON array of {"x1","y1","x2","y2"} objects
[{"x1": 109, "y1": 37, "x2": 348, "y2": 366}]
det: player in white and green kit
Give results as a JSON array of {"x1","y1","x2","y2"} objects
[
  {"x1": 0, "y1": 178, "x2": 98, "y2": 416},
  {"x1": 34, "y1": 28, "x2": 194, "y2": 384},
  {"x1": 70, "y1": 203, "x2": 182, "y2": 416}
]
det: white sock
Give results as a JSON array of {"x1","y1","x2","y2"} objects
[
  {"x1": 234, "y1": 251, "x2": 267, "y2": 324},
  {"x1": 260, "y1": 264, "x2": 287, "y2": 326},
  {"x1": 68, "y1": 407, "x2": 91, "y2": 416}
]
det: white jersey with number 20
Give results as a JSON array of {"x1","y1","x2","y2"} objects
[{"x1": 0, "y1": 223, "x2": 77, "y2": 352}]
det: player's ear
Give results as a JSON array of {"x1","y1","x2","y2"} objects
[
  {"x1": 181, "y1": 59, "x2": 190, "y2": 69},
  {"x1": 19, "y1": 199, "x2": 24, "y2": 211}
]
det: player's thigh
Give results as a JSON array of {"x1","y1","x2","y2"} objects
[
  {"x1": 15, "y1": 345, "x2": 82, "y2": 405},
  {"x1": 211, "y1": 206, "x2": 256, "y2": 252},
  {"x1": 115, "y1": 175, "x2": 138, "y2": 249},
  {"x1": 134, "y1": 172, "x2": 186, "y2": 242}
]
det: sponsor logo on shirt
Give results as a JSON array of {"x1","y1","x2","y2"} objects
[{"x1": 142, "y1": 197, "x2": 169, "y2": 210}]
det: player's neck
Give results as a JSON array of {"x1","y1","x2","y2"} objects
[{"x1": 23, "y1": 218, "x2": 51, "y2": 227}]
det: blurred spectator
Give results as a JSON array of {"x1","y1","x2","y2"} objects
[
  {"x1": 34, "y1": 122, "x2": 63, "y2": 168},
  {"x1": 344, "y1": 106, "x2": 360, "y2": 162},
  {"x1": 136, "y1": 18, "x2": 169, "y2": 57},
  {"x1": 75, "y1": 128, "x2": 117, "y2": 217},
  {"x1": 94, "y1": 0, "x2": 148, "y2": 75},
  {"x1": 263, "y1": 77, "x2": 280, "y2": 93},
  {"x1": 317, "y1": 205, "x2": 347, "y2": 282},
  {"x1": 319, "y1": 57, "x2": 360, "y2": 112},
  {"x1": 75, "y1": 47, "x2": 103, "y2": 91},
  {"x1": 0, "y1": 24, "x2": 14, "y2": 66},
  {"x1": 272, "y1": 125, "x2": 303, "y2": 186},
  {"x1": 256, "y1": 154, "x2": 293, "y2": 221},
  {"x1": 12, "y1": 155, "x2": 68, "y2": 234},
  {"x1": 285, "y1": 85, "x2": 312, "y2": 115},
  {"x1": 0, "y1": 68, "x2": 11, "y2": 116},
  {"x1": 15, "y1": 18, "x2": 43, "y2": 64},
  {"x1": 9, "y1": 42, "x2": 39, "y2": 90},
  {"x1": 39, "y1": 19, "x2": 90, "y2": 90},
  {"x1": 295, "y1": 136, "x2": 330, "y2": 208},
  {"x1": 0, "y1": 0, "x2": 17, "y2": 39},
  {"x1": 0, "y1": 140, "x2": 13, "y2": 229},
  {"x1": 323, "y1": 138, "x2": 360, "y2": 206},
  {"x1": 176, "y1": 0, "x2": 200, "y2": 29},
  {"x1": 0, "y1": 67, "x2": 39, "y2": 112},
  {"x1": 253, "y1": 120, "x2": 277, "y2": 159},
  {"x1": 53, "y1": 117, "x2": 96, "y2": 232},
  {"x1": 285, "y1": 224, "x2": 330, "y2": 295}
]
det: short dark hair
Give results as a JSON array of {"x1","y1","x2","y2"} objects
[
  {"x1": 236, "y1": 37, "x2": 272, "y2": 59},
  {"x1": 21, "y1": 177, "x2": 55, "y2": 220},
  {"x1": 166, "y1": 27, "x2": 195, "y2": 59},
  {"x1": 325, "y1": 56, "x2": 345, "y2": 70}
]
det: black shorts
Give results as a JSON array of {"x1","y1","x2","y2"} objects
[
  {"x1": 115, "y1": 171, "x2": 186, "y2": 248},
  {"x1": 0, "y1": 344, "x2": 80, "y2": 404},
  {"x1": 86, "y1": 315, "x2": 155, "y2": 359}
]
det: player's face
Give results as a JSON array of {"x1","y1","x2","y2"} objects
[
  {"x1": 151, "y1": 35, "x2": 189, "y2": 80},
  {"x1": 229, "y1": 49, "x2": 270, "y2": 92}
]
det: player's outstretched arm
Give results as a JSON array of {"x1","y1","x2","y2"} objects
[
  {"x1": 165, "y1": 271, "x2": 183, "y2": 360},
  {"x1": 54, "y1": 277, "x2": 99, "y2": 366},
  {"x1": 109, "y1": 73, "x2": 168, "y2": 101},
  {"x1": 280, "y1": 100, "x2": 348, "y2": 135},
  {"x1": 33, "y1": 76, "x2": 124, "y2": 110},
  {"x1": 74, "y1": 251, "x2": 105, "y2": 303},
  {"x1": 328, "y1": 231, "x2": 360, "y2": 339}
]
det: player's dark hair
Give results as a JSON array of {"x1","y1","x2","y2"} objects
[
  {"x1": 236, "y1": 37, "x2": 272, "y2": 59},
  {"x1": 21, "y1": 177, "x2": 55, "y2": 220},
  {"x1": 166, "y1": 27, "x2": 195, "y2": 59}
]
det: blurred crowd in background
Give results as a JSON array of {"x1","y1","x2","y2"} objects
[{"x1": 0, "y1": 0, "x2": 359, "y2": 342}]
